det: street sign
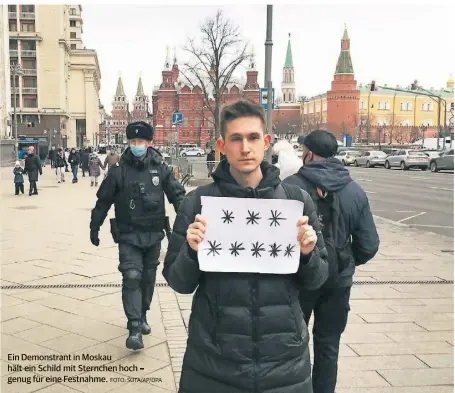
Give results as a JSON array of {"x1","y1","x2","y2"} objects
[
  {"x1": 172, "y1": 111, "x2": 183, "y2": 125},
  {"x1": 260, "y1": 88, "x2": 275, "y2": 110}
]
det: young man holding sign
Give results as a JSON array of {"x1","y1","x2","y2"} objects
[{"x1": 163, "y1": 100, "x2": 328, "y2": 393}]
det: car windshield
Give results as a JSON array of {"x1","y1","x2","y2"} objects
[
  {"x1": 408, "y1": 151, "x2": 426, "y2": 156},
  {"x1": 371, "y1": 151, "x2": 387, "y2": 156},
  {"x1": 348, "y1": 151, "x2": 362, "y2": 156}
]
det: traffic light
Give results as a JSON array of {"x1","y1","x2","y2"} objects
[{"x1": 370, "y1": 80, "x2": 376, "y2": 91}]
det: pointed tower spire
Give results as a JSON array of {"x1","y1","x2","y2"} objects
[
  {"x1": 164, "y1": 46, "x2": 171, "y2": 70},
  {"x1": 284, "y1": 33, "x2": 293, "y2": 68},
  {"x1": 115, "y1": 76, "x2": 125, "y2": 96},
  {"x1": 335, "y1": 24, "x2": 354, "y2": 75},
  {"x1": 249, "y1": 45, "x2": 256, "y2": 70},
  {"x1": 173, "y1": 46, "x2": 177, "y2": 64},
  {"x1": 136, "y1": 76, "x2": 145, "y2": 96}
]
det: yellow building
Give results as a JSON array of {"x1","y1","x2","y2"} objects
[
  {"x1": 302, "y1": 77, "x2": 454, "y2": 144},
  {"x1": 6, "y1": 4, "x2": 101, "y2": 149}
]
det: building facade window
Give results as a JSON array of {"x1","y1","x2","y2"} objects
[
  {"x1": 9, "y1": 21, "x2": 17, "y2": 32},
  {"x1": 69, "y1": 8, "x2": 76, "y2": 15},
  {"x1": 23, "y1": 96, "x2": 37, "y2": 108},
  {"x1": 23, "y1": 77, "x2": 37, "y2": 87},
  {"x1": 360, "y1": 100, "x2": 366, "y2": 110},
  {"x1": 70, "y1": 32, "x2": 76, "y2": 39},
  {"x1": 21, "y1": 22, "x2": 35, "y2": 32},
  {"x1": 165, "y1": 118, "x2": 170, "y2": 128},
  {"x1": 323, "y1": 102, "x2": 327, "y2": 111},
  {"x1": 400, "y1": 102, "x2": 412, "y2": 111},
  {"x1": 8, "y1": 5, "x2": 17, "y2": 12},
  {"x1": 71, "y1": 44, "x2": 76, "y2": 50},
  {"x1": 70, "y1": 20, "x2": 76, "y2": 27},
  {"x1": 315, "y1": 104, "x2": 320, "y2": 112},
  {"x1": 21, "y1": 5, "x2": 35, "y2": 12},
  {"x1": 9, "y1": 39, "x2": 18, "y2": 50},
  {"x1": 183, "y1": 118, "x2": 189, "y2": 128},
  {"x1": 11, "y1": 96, "x2": 20, "y2": 107},
  {"x1": 21, "y1": 41, "x2": 36, "y2": 50},
  {"x1": 22, "y1": 59, "x2": 36, "y2": 69},
  {"x1": 194, "y1": 118, "x2": 200, "y2": 128}
]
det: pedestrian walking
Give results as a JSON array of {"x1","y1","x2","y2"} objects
[
  {"x1": 163, "y1": 100, "x2": 328, "y2": 393},
  {"x1": 39, "y1": 150, "x2": 47, "y2": 168},
  {"x1": 23, "y1": 146, "x2": 42, "y2": 196},
  {"x1": 64, "y1": 148, "x2": 70, "y2": 172},
  {"x1": 13, "y1": 161, "x2": 25, "y2": 195},
  {"x1": 90, "y1": 121, "x2": 186, "y2": 350},
  {"x1": 55, "y1": 148, "x2": 66, "y2": 183},
  {"x1": 283, "y1": 130, "x2": 380, "y2": 393},
  {"x1": 68, "y1": 148, "x2": 81, "y2": 183},
  {"x1": 103, "y1": 149, "x2": 120, "y2": 179},
  {"x1": 88, "y1": 151, "x2": 105, "y2": 187},
  {"x1": 48, "y1": 146, "x2": 56, "y2": 168},
  {"x1": 80, "y1": 148, "x2": 90, "y2": 177},
  {"x1": 206, "y1": 148, "x2": 215, "y2": 177}
]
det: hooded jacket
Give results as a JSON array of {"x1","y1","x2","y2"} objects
[
  {"x1": 90, "y1": 147, "x2": 186, "y2": 248},
  {"x1": 283, "y1": 157, "x2": 379, "y2": 286},
  {"x1": 163, "y1": 160, "x2": 328, "y2": 393}
]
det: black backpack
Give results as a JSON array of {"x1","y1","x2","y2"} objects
[{"x1": 297, "y1": 178, "x2": 354, "y2": 288}]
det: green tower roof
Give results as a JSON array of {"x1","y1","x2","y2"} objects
[
  {"x1": 335, "y1": 26, "x2": 354, "y2": 75},
  {"x1": 115, "y1": 77, "x2": 125, "y2": 96},
  {"x1": 136, "y1": 77, "x2": 145, "y2": 96},
  {"x1": 284, "y1": 34, "x2": 293, "y2": 68}
]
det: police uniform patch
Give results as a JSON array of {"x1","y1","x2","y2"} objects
[
  {"x1": 152, "y1": 176, "x2": 160, "y2": 186},
  {"x1": 135, "y1": 129, "x2": 139, "y2": 134}
]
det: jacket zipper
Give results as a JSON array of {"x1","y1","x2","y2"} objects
[{"x1": 251, "y1": 278, "x2": 259, "y2": 392}]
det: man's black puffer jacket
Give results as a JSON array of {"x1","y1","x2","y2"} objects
[{"x1": 163, "y1": 160, "x2": 329, "y2": 393}]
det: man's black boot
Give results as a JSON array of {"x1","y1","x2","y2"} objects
[
  {"x1": 126, "y1": 321, "x2": 143, "y2": 350},
  {"x1": 141, "y1": 314, "x2": 151, "y2": 335}
]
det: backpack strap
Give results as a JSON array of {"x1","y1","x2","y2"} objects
[{"x1": 281, "y1": 183, "x2": 304, "y2": 201}]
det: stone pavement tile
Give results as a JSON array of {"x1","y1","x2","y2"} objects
[
  {"x1": 42, "y1": 288, "x2": 107, "y2": 301},
  {"x1": 388, "y1": 305, "x2": 453, "y2": 314},
  {"x1": 378, "y1": 368, "x2": 454, "y2": 387},
  {"x1": 359, "y1": 313, "x2": 453, "y2": 323},
  {"x1": 40, "y1": 333, "x2": 100, "y2": 354},
  {"x1": 0, "y1": 317, "x2": 42, "y2": 334},
  {"x1": 416, "y1": 353, "x2": 454, "y2": 368},
  {"x1": 418, "y1": 298, "x2": 454, "y2": 306},
  {"x1": 414, "y1": 320, "x2": 454, "y2": 331},
  {"x1": 145, "y1": 365, "x2": 177, "y2": 392},
  {"x1": 340, "y1": 332, "x2": 394, "y2": 344},
  {"x1": 0, "y1": 269, "x2": 44, "y2": 284},
  {"x1": 337, "y1": 386, "x2": 454, "y2": 393},
  {"x1": 344, "y1": 323, "x2": 426, "y2": 334},
  {"x1": 109, "y1": 353, "x2": 169, "y2": 378},
  {"x1": 346, "y1": 313, "x2": 368, "y2": 324},
  {"x1": 13, "y1": 324, "x2": 70, "y2": 344},
  {"x1": 386, "y1": 331, "x2": 453, "y2": 343},
  {"x1": 1, "y1": 294, "x2": 28, "y2": 308},
  {"x1": 338, "y1": 355, "x2": 428, "y2": 371},
  {"x1": 105, "y1": 333, "x2": 166, "y2": 351},
  {"x1": 0, "y1": 371, "x2": 53, "y2": 393},
  {"x1": 60, "y1": 371, "x2": 130, "y2": 393},
  {"x1": 309, "y1": 344, "x2": 358, "y2": 357},
  {"x1": 33, "y1": 294, "x2": 86, "y2": 313},
  {"x1": 0, "y1": 360, "x2": 14, "y2": 377},
  {"x1": 68, "y1": 321, "x2": 125, "y2": 342},
  {"x1": 349, "y1": 342, "x2": 453, "y2": 356},
  {"x1": 347, "y1": 304, "x2": 396, "y2": 314},
  {"x1": 336, "y1": 370, "x2": 390, "y2": 388},
  {"x1": 350, "y1": 298, "x2": 424, "y2": 306},
  {"x1": 25, "y1": 308, "x2": 94, "y2": 331},
  {"x1": 6, "y1": 289, "x2": 55, "y2": 302},
  {"x1": 1, "y1": 302, "x2": 54, "y2": 322}
]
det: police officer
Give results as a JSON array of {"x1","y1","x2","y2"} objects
[{"x1": 89, "y1": 121, "x2": 186, "y2": 350}]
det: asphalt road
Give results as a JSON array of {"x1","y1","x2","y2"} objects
[{"x1": 347, "y1": 166, "x2": 454, "y2": 238}]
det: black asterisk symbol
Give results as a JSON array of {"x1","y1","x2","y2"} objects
[
  {"x1": 269, "y1": 243, "x2": 282, "y2": 258},
  {"x1": 246, "y1": 210, "x2": 261, "y2": 225},
  {"x1": 268, "y1": 210, "x2": 286, "y2": 227},
  {"x1": 251, "y1": 242, "x2": 265, "y2": 258},
  {"x1": 284, "y1": 244, "x2": 295, "y2": 258},
  {"x1": 229, "y1": 241, "x2": 245, "y2": 257},
  {"x1": 206, "y1": 240, "x2": 222, "y2": 256},
  {"x1": 221, "y1": 209, "x2": 235, "y2": 224}
]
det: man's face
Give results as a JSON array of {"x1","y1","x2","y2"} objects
[
  {"x1": 217, "y1": 116, "x2": 271, "y2": 174},
  {"x1": 71, "y1": 149, "x2": 76, "y2": 154},
  {"x1": 28, "y1": 147, "x2": 34, "y2": 155},
  {"x1": 129, "y1": 138, "x2": 152, "y2": 148}
]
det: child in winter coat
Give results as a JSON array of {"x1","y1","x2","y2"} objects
[
  {"x1": 88, "y1": 152, "x2": 105, "y2": 187},
  {"x1": 13, "y1": 161, "x2": 25, "y2": 195}
]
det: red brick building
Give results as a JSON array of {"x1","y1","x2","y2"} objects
[{"x1": 151, "y1": 48, "x2": 260, "y2": 147}]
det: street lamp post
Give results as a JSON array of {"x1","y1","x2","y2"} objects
[
  {"x1": 264, "y1": 4, "x2": 273, "y2": 163},
  {"x1": 10, "y1": 63, "x2": 23, "y2": 159}
]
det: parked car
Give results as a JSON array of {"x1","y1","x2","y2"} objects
[
  {"x1": 334, "y1": 150, "x2": 362, "y2": 166},
  {"x1": 384, "y1": 149, "x2": 429, "y2": 170},
  {"x1": 180, "y1": 147, "x2": 205, "y2": 157},
  {"x1": 423, "y1": 150, "x2": 441, "y2": 160},
  {"x1": 429, "y1": 149, "x2": 454, "y2": 172},
  {"x1": 354, "y1": 150, "x2": 388, "y2": 168}
]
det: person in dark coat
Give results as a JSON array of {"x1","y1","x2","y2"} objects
[
  {"x1": 90, "y1": 121, "x2": 186, "y2": 350},
  {"x1": 13, "y1": 160, "x2": 25, "y2": 195},
  {"x1": 23, "y1": 146, "x2": 42, "y2": 196},
  {"x1": 283, "y1": 130, "x2": 380, "y2": 393},
  {"x1": 48, "y1": 146, "x2": 57, "y2": 168},
  {"x1": 163, "y1": 100, "x2": 329, "y2": 393},
  {"x1": 80, "y1": 148, "x2": 90, "y2": 177},
  {"x1": 68, "y1": 147, "x2": 81, "y2": 183},
  {"x1": 206, "y1": 149, "x2": 215, "y2": 177},
  {"x1": 55, "y1": 148, "x2": 67, "y2": 183}
]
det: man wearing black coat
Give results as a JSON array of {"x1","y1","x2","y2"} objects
[
  {"x1": 90, "y1": 121, "x2": 186, "y2": 350},
  {"x1": 68, "y1": 147, "x2": 80, "y2": 183},
  {"x1": 80, "y1": 148, "x2": 90, "y2": 177},
  {"x1": 163, "y1": 100, "x2": 329, "y2": 393},
  {"x1": 283, "y1": 130, "x2": 380, "y2": 393},
  {"x1": 23, "y1": 146, "x2": 42, "y2": 196}
]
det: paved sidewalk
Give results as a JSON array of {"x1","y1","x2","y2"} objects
[{"x1": 0, "y1": 166, "x2": 453, "y2": 393}]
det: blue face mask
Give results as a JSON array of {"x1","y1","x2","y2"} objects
[{"x1": 130, "y1": 144, "x2": 147, "y2": 157}]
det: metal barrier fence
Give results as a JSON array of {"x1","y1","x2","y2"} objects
[{"x1": 169, "y1": 158, "x2": 220, "y2": 186}]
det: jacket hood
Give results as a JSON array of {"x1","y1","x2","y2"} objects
[
  {"x1": 297, "y1": 157, "x2": 352, "y2": 192},
  {"x1": 120, "y1": 146, "x2": 162, "y2": 169},
  {"x1": 212, "y1": 159, "x2": 281, "y2": 198}
]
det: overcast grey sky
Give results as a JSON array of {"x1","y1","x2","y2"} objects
[{"x1": 80, "y1": 4, "x2": 454, "y2": 113}]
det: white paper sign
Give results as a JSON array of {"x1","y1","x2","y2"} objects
[{"x1": 198, "y1": 196, "x2": 304, "y2": 274}]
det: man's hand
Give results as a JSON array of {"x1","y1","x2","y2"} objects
[
  {"x1": 187, "y1": 215, "x2": 206, "y2": 251},
  {"x1": 90, "y1": 230, "x2": 100, "y2": 247},
  {"x1": 297, "y1": 216, "x2": 317, "y2": 255}
]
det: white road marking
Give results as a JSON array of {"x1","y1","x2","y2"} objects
[
  {"x1": 410, "y1": 176, "x2": 430, "y2": 180},
  {"x1": 365, "y1": 191, "x2": 376, "y2": 194},
  {"x1": 397, "y1": 211, "x2": 416, "y2": 213},
  {"x1": 397, "y1": 211, "x2": 426, "y2": 223},
  {"x1": 408, "y1": 224, "x2": 454, "y2": 229},
  {"x1": 357, "y1": 178, "x2": 373, "y2": 182},
  {"x1": 430, "y1": 186, "x2": 453, "y2": 191}
]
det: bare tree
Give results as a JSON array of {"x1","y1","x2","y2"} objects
[
  {"x1": 180, "y1": 10, "x2": 249, "y2": 139},
  {"x1": 352, "y1": 112, "x2": 375, "y2": 143},
  {"x1": 302, "y1": 113, "x2": 323, "y2": 134},
  {"x1": 394, "y1": 126, "x2": 412, "y2": 144}
]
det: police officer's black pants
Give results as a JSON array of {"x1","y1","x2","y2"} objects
[
  {"x1": 299, "y1": 286, "x2": 351, "y2": 393},
  {"x1": 118, "y1": 242, "x2": 160, "y2": 327}
]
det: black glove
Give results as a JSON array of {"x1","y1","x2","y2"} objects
[{"x1": 90, "y1": 230, "x2": 100, "y2": 246}]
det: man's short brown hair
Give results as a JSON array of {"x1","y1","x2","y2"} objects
[{"x1": 219, "y1": 99, "x2": 266, "y2": 139}]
